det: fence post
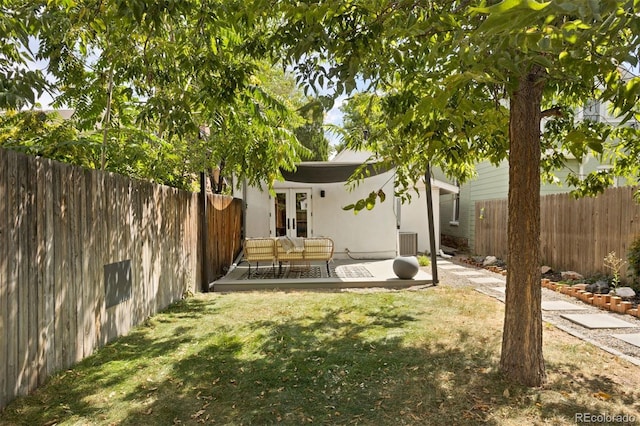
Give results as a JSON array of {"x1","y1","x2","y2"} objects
[{"x1": 200, "y1": 172, "x2": 209, "y2": 292}]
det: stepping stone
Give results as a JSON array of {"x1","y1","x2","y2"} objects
[
  {"x1": 438, "y1": 264, "x2": 466, "y2": 270},
  {"x1": 560, "y1": 314, "x2": 638, "y2": 329},
  {"x1": 542, "y1": 301, "x2": 588, "y2": 311},
  {"x1": 475, "y1": 287, "x2": 505, "y2": 302},
  {"x1": 612, "y1": 333, "x2": 640, "y2": 348},
  {"x1": 452, "y1": 271, "x2": 486, "y2": 276},
  {"x1": 469, "y1": 277, "x2": 505, "y2": 284}
]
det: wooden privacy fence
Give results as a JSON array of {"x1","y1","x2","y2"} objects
[
  {"x1": 205, "y1": 193, "x2": 243, "y2": 282},
  {"x1": 475, "y1": 186, "x2": 640, "y2": 278},
  {"x1": 0, "y1": 148, "x2": 242, "y2": 410}
]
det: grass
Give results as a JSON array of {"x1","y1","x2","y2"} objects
[{"x1": 2, "y1": 287, "x2": 640, "y2": 425}]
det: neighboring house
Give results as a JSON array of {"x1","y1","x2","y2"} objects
[
  {"x1": 437, "y1": 95, "x2": 637, "y2": 253},
  {"x1": 237, "y1": 149, "x2": 458, "y2": 259}
]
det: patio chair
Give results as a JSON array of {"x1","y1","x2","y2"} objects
[
  {"x1": 275, "y1": 236, "x2": 306, "y2": 274},
  {"x1": 304, "y1": 237, "x2": 335, "y2": 276},
  {"x1": 243, "y1": 238, "x2": 276, "y2": 276}
]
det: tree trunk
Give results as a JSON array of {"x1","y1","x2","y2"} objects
[{"x1": 499, "y1": 68, "x2": 546, "y2": 387}]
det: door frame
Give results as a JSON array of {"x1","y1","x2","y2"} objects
[{"x1": 270, "y1": 188, "x2": 312, "y2": 238}]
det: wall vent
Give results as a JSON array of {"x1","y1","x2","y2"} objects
[{"x1": 399, "y1": 232, "x2": 418, "y2": 256}]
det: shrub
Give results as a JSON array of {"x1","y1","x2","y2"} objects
[
  {"x1": 417, "y1": 255, "x2": 430, "y2": 267},
  {"x1": 627, "y1": 236, "x2": 640, "y2": 287},
  {"x1": 603, "y1": 251, "x2": 626, "y2": 291}
]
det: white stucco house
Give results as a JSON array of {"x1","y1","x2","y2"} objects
[{"x1": 236, "y1": 149, "x2": 459, "y2": 259}]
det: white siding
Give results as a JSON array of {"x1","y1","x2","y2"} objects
[
  {"x1": 242, "y1": 170, "x2": 399, "y2": 259},
  {"x1": 400, "y1": 187, "x2": 441, "y2": 254}
]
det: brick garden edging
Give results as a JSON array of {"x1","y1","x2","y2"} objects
[
  {"x1": 459, "y1": 257, "x2": 640, "y2": 319},
  {"x1": 541, "y1": 279, "x2": 640, "y2": 318}
]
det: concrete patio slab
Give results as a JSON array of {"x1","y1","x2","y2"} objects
[
  {"x1": 490, "y1": 287, "x2": 505, "y2": 293},
  {"x1": 613, "y1": 333, "x2": 640, "y2": 348},
  {"x1": 452, "y1": 271, "x2": 487, "y2": 276},
  {"x1": 560, "y1": 314, "x2": 638, "y2": 329},
  {"x1": 212, "y1": 258, "x2": 433, "y2": 292},
  {"x1": 436, "y1": 260, "x2": 452, "y2": 265},
  {"x1": 469, "y1": 277, "x2": 505, "y2": 284},
  {"x1": 542, "y1": 301, "x2": 588, "y2": 311}
]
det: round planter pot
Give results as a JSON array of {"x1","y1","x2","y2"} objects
[{"x1": 393, "y1": 256, "x2": 420, "y2": 279}]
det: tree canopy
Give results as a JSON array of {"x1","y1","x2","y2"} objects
[
  {"x1": 258, "y1": 0, "x2": 640, "y2": 386},
  {"x1": 0, "y1": 0, "x2": 321, "y2": 190}
]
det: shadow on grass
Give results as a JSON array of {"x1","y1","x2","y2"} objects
[
  {"x1": 1, "y1": 294, "x2": 638, "y2": 425},
  {"x1": 541, "y1": 360, "x2": 640, "y2": 418}
]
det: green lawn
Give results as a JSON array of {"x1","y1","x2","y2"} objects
[{"x1": 2, "y1": 287, "x2": 640, "y2": 425}]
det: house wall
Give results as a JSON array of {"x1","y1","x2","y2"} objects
[
  {"x1": 241, "y1": 147, "x2": 448, "y2": 259},
  {"x1": 434, "y1": 168, "x2": 468, "y2": 249},
  {"x1": 244, "y1": 186, "x2": 271, "y2": 239},
  {"x1": 439, "y1": 187, "x2": 471, "y2": 249},
  {"x1": 399, "y1": 186, "x2": 441, "y2": 254},
  {"x1": 437, "y1": 157, "x2": 585, "y2": 252},
  {"x1": 242, "y1": 170, "x2": 399, "y2": 259}
]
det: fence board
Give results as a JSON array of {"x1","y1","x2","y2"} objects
[
  {"x1": 82, "y1": 170, "x2": 95, "y2": 359},
  {"x1": 115, "y1": 175, "x2": 129, "y2": 338},
  {"x1": 52, "y1": 162, "x2": 63, "y2": 372},
  {"x1": 61, "y1": 163, "x2": 74, "y2": 369},
  {"x1": 140, "y1": 184, "x2": 151, "y2": 319},
  {"x1": 102, "y1": 173, "x2": 118, "y2": 344},
  {"x1": 0, "y1": 149, "x2": 7, "y2": 408},
  {"x1": 6, "y1": 151, "x2": 19, "y2": 399},
  {"x1": 26, "y1": 155, "x2": 38, "y2": 393},
  {"x1": 130, "y1": 182, "x2": 141, "y2": 327},
  {"x1": 39, "y1": 158, "x2": 54, "y2": 382},
  {"x1": 475, "y1": 186, "x2": 640, "y2": 278},
  {"x1": 16, "y1": 154, "x2": 28, "y2": 395},
  {"x1": 73, "y1": 168, "x2": 84, "y2": 362}
]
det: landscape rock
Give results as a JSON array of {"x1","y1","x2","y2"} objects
[
  {"x1": 586, "y1": 280, "x2": 610, "y2": 294},
  {"x1": 472, "y1": 256, "x2": 485, "y2": 265},
  {"x1": 561, "y1": 271, "x2": 584, "y2": 281},
  {"x1": 541, "y1": 265, "x2": 553, "y2": 275},
  {"x1": 440, "y1": 245, "x2": 458, "y2": 256},
  {"x1": 614, "y1": 287, "x2": 636, "y2": 299},
  {"x1": 483, "y1": 256, "x2": 498, "y2": 267}
]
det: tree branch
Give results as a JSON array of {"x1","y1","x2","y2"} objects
[{"x1": 541, "y1": 106, "x2": 563, "y2": 118}]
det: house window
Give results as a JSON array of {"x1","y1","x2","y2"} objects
[{"x1": 450, "y1": 181, "x2": 460, "y2": 226}]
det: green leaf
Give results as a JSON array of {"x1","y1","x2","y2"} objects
[
  {"x1": 473, "y1": 0, "x2": 551, "y2": 14},
  {"x1": 586, "y1": 138, "x2": 603, "y2": 153},
  {"x1": 366, "y1": 198, "x2": 375, "y2": 210}
]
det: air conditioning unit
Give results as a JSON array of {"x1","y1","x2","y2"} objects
[{"x1": 399, "y1": 232, "x2": 418, "y2": 256}]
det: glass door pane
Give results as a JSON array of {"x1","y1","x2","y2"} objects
[
  {"x1": 294, "y1": 191, "x2": 309, "y2": 238},
  {"x1": 274, "y1": 192, "x2": 287, "y2": 237}
]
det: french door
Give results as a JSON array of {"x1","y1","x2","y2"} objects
[{"x1": 272, "y1": 189, "x2": 311, "y2": 238}]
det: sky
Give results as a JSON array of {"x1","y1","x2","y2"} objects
[{"x1": 323, "y1": 94, "x2": 347, "y2": 150}]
